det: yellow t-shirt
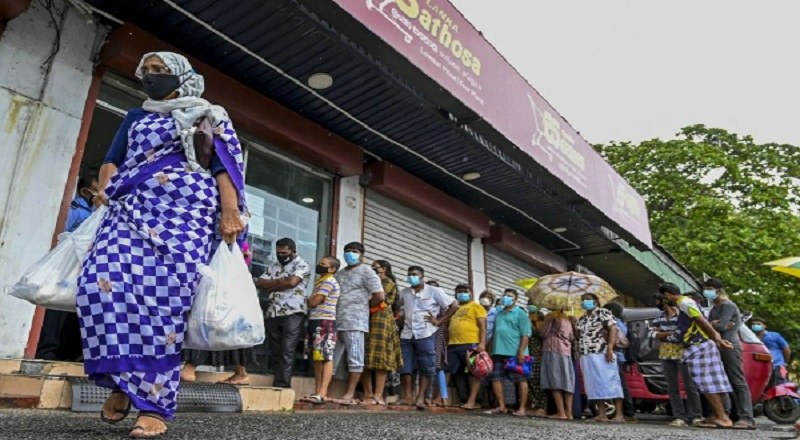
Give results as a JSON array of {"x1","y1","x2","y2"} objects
[{"x1": 448, "y1": 302, "x2": 488, "y2": 345}]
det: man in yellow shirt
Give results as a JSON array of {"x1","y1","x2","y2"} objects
[{"x1": 447, "y1": 284, "x2": 487, "y2": 409}]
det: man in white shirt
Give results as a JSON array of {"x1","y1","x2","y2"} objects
[{"x1": 394, "y1": 266, "x2": 458, "y2": 408}]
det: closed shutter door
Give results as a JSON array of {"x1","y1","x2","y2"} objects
[
  {"x1": 364, "y1": 191, "x2": 469, "y2": 293},
  {"x1": 485, "y1": 246, "x2": 546, "y2": 306}
]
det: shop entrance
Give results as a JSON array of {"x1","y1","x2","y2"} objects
[{"x1": 35, "y1": 76, "x2": 143, "y2": 361}]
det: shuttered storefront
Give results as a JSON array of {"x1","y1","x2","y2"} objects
[
  {"x1": 485, "y1": 246, "x2": 546, "y2": 305},
  {"x1": 363, "y1": 191, "x2": 469, "y2": 293}
]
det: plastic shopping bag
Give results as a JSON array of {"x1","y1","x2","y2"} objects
[
  {"x1": 6, "y1": 206, "x2": 107, "y2": 312},
  {"x1": 184, "y1": 243, "x2": 266, "y2": 351}
]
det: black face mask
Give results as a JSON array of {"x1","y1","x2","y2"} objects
[
  {"x1": 277, "y1": 254, "x2": 293, "y2": 266},
  {"x1": 142, "y1": 73, "x2": 181, "y2": 100},
  {"x1": 315, "y1": 264, "x2": 330, "y2": 275}
]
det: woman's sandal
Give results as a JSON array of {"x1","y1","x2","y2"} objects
[
  {"x1": 100, "y1": 390, "x2": 132, "y2": 424},
  {"x1": 129, "y1": 411, "x2": 168, "y2": 438}
]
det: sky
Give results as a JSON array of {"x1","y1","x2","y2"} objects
[{"x1": 449, "y1": 0, "x2": 800, "y2": 147}]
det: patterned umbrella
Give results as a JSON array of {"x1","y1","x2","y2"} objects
[
  {"x1": 764, "y1": 257, "x2": 800, "y2": 279},
  {"x1": 526, "y1": 271, "x2": 617, "y2": 316}
]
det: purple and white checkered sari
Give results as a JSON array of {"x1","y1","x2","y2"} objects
[{"x1": 77, "y1": 112, "x2": 245, "y2": 418}]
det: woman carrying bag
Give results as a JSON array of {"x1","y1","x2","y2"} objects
[{"x1": 77, "y1": 51, "x2": 247, "y2": 438}]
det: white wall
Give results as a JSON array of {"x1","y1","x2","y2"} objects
[
  {"x1": 333, "y1": 176, "x2": 364, "y2": 262},
  {"x1": 0, "y1": 1, "x2": 104, "y2": 358},
  {"x1": 469, "y1": 238, "x2": 487, "y2": 295}
]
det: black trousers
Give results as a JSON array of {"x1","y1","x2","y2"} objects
[
  {"x1": 266, "y1": 313, "x2": 305, "y2": 388},
  {"x1": 35, "y1": 310, "x2": 82, "y2": 361}
]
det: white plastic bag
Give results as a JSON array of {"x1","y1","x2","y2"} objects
[
  {"x1": 184, "y1": 243, "x2": 266, "y2": 351},
  {"x1": 6, "y1": 206, "x2": 108, "y2": 312}
]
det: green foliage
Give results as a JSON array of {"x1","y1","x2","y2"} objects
[{"x1": 596, "y1": 125, "x2": 800, "y2": 353}]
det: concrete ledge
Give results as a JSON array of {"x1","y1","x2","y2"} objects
[
  {"x1": 239, "y1": 386, "x2": 295, "y2": 412},
  {"x1": 0, "y1": 359, "x2": 22, "y2": 374}
]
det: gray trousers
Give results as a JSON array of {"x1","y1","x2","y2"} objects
[
  {"x1": 661, "y1": 359, "x2": 702, "y2": 422},
  {"x1": 720, "y1": 347, "x2": 754, "y2": 423}
]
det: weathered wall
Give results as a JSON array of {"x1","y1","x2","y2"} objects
[{"x1": 0, "y1": 0, "x2": 104, "y2": 358}]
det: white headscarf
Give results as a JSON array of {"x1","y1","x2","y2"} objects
[{"x1": 135, "y1": 51, "x2": 228, "y2": 172}]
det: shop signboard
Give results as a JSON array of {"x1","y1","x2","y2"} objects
[{"x1": 333, "y1": 0, "x2": 652, "y2": 247}]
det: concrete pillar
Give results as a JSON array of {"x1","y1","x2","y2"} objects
[
  {"x1": 333, "y1": 176, "x2": 364, "y2": 262},
  {"x1": 0, "y1": 0, "x2": 104, "y2": 358},
  {"x1": 469, "y1": 237, "x2": 486, "y2": 294}
]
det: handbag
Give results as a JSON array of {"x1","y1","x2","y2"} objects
[{"x1": 193, "y1": 116, "x2": 214, "y2": 169}]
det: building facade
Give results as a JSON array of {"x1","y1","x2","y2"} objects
[{"x1": 0, "y1": 0, "x2": 697, "y2": 362}]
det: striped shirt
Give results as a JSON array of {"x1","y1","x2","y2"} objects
[
  {"x1": 308, "y1": 276, "x2": 340, "y2": 321},
  {"x1": 649, "y1": 311, "x2": 683, "y2": 360}
]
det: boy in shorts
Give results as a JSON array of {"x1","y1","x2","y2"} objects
[{"x1": 301, "y1": 256, "x2": 341, "y2": 403}]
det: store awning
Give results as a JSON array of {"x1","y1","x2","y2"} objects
[{"x1": 83, "y1": 0, "x2": 687, "y2": 297}]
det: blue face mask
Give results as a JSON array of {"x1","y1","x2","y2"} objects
[
  {"x1": 407, "y1": 275, "x2": 421, "y2": 287},
  {"x1": 527, "y1": 305, "x2": 539, "y2": 313},
  {"x1": 502, "y1": 296, "x2": 514, "y2": 307},
  {"x1": 751, "y1": 324, "x2": 764, "y2": 333},
  {"x1": 703, "y1": 289, "x2": 718, "y2": 300},
  {"x1": 343, "y1": 252, "x2": 360, "y2": 266},
  {"x1": 456, "y1": 292, "x2": 471, "y2": 303},
  {"x1": 581, "y1": 299, "x2": 596, "y2": 311}
]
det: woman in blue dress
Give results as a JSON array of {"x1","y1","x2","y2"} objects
[{"x1": 78, "y1": 51, "x2": 246, "y2": 438}]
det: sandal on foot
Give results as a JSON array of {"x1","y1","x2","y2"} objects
[
  {"x1": 100, "y1": 390, "x2": 131, "y2": 424},
  {"x1": 129, "y1": 411, "x2": 168, "y2": 438}
]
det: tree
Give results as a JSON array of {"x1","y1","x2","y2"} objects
[{"x1": 596, "y1": 125, "x2": 800, "y2": 354}]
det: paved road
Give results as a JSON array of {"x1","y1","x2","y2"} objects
[{"x1": 0, "y1": 410, "x2": 795, "y2": 440}]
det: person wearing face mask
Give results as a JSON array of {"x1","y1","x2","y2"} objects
[
  {"x1": 332, "y1": 242, "x2": 386, "y2": 405},
  {"x1": 658, "y1": 283, "x2": 735, "y2": 429},
  {"x1": 298, "y1": 256, "x2": 341, "y2": 404},
  {"x1": 576, "y1": 293, "x2": 625, "y2": 423},
  {"x1": 525, "y1": 298, "x2": 548, "y2": 417},
  {"x1": 485, "y1": 289, "x2": 532, "y2": 416},
  {"x1": 78, "y1": 52, "x2": 247, "y2": 437},
  {"x1": 394, "y1": 267, "x2": 458, "y2": 408},
  {"x1": 751, "y1": 317, "x2": 791, "y2": 385},
  {"x1": 540, "y1": 309, "x2": 576, "y2": 420},
  {"x1": 359, "y1": 260, "x2": 403, "y2": 405},
  {"x1": 446, "y1": 284, "x2": 487, "y2": 409},
  {"x1": 649, "y1": 294, "x2": 703, "y2": 427},
  {"x1": 35, "y1": 175, "x2": 101, "y2": 362},
  {"x1": 256, "y1": 238, "x2": 310, "y2": 389},
  {"x1": 704, "y1": 278, "x2": 755, "y2": 429}
]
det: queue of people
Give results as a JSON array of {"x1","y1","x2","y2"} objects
[{"x1": 60, "y1": 50, "x2": 792, "y2": 439}]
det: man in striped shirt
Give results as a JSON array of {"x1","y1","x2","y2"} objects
[{"x1": 649, "y1": 296, "x2": 702, "y2": 426}]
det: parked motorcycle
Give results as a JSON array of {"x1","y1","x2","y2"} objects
[{"x1": 762, "y1": 372, "x2": 800, "y2": 424}]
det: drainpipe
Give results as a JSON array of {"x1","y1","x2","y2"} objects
[{"x1": 0, "y1": 0, "x2": 32, "y2": 41}]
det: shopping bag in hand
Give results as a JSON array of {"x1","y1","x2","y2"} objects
[
  {"x1": 504, "y1": 355, "x2": 535, "y2": 376},
  {"x1": 6, "y1": 206, "x2": 107, "y2": 312},
  {"x1": 184, "y1": 243, "x2": 266, "y2": 350}
]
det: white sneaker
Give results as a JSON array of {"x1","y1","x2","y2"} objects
[
  {"x1": 691, "y1": 418, "x2": 704, "y2": 427},
  {"x1": 669, "y1": 419, "x2": 687, "y2": 427}
]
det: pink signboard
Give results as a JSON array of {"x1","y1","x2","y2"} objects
[{"x1": 333, "y1": 0, "x2": 652, "y2": 248}]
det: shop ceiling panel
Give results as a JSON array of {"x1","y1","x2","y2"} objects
[{"x1": 87, "y1": 0, "x2": 616, "y2": 256}]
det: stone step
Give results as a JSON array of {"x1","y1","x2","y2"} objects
[{"x1": 0, "y1": 359, "x2": 294, "y2": 412}]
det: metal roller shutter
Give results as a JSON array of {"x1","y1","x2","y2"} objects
[
  {"x1": 485, "y1": 246, "x2": 546, "y2": 306},
  {"x1": 364, "y1": 191, "x2": 469, "y2": 294}
]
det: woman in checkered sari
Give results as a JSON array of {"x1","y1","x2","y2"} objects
[{"x1": 77, "y1": 52, "x2": 246, "y2": 438}]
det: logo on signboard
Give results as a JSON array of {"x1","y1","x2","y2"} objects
[
  {"x1": 367, "y1": 0, "x2": 414, "y2": 43},
  {"x1": 527, "y1": 93, "x2": 587, "y2": 188},
  {"x1": 607, "y1": 174, "x2": 643, "y2": 221}
]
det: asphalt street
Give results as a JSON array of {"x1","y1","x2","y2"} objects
[{"x1": 0, "y1": 410, "x2": 795, "y2": 440}]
